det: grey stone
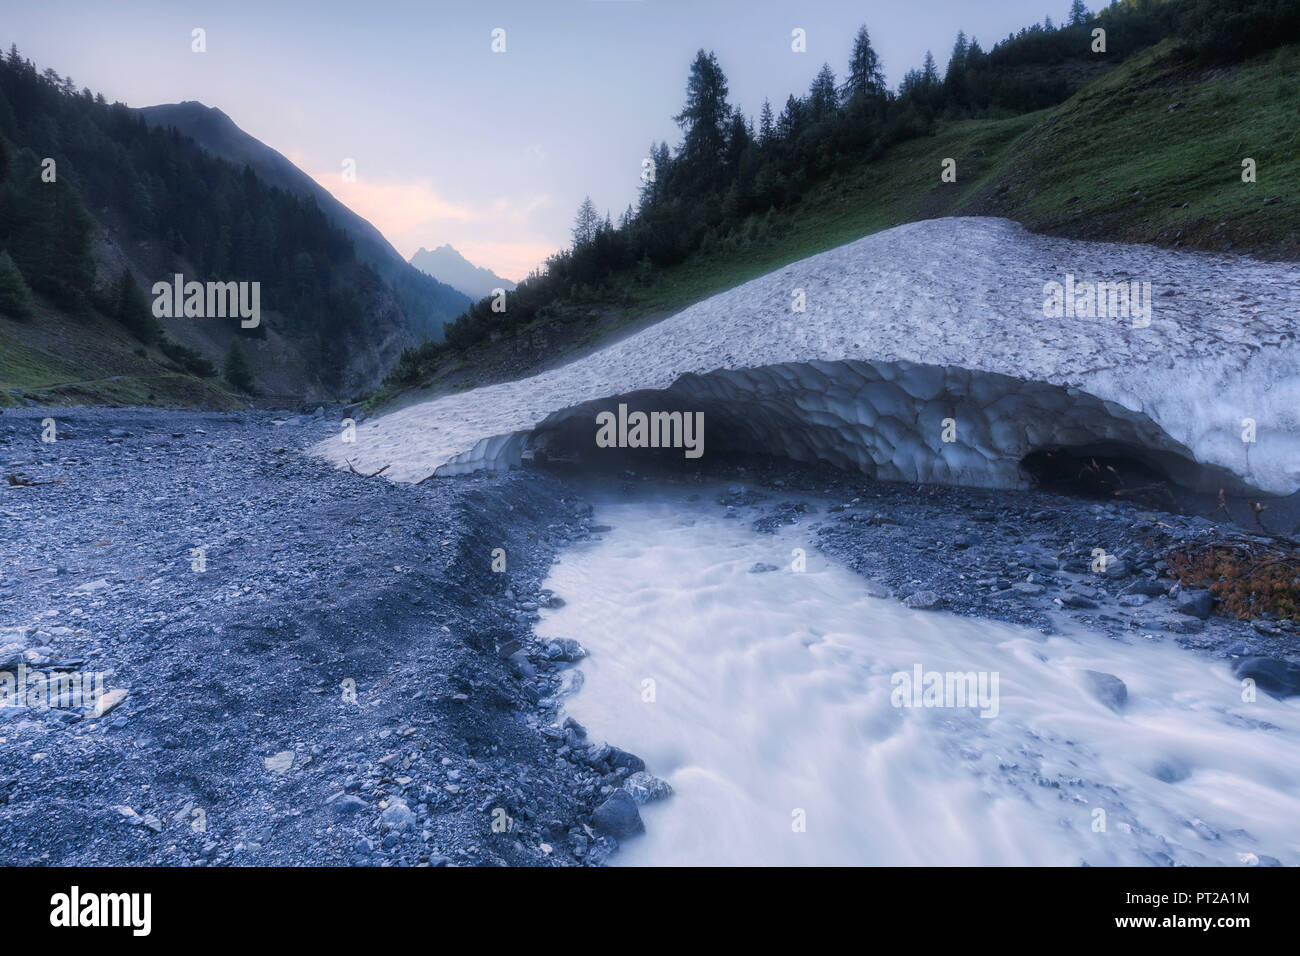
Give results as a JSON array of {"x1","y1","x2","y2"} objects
[
  {"x1": 606, "y1": 746, "x2": 645, "y2": 773},
  {"x1": 903, "y1": 590, "x2": 941, "y2": 610},
  {"x1": 1124, "y1": 578, "x2": 1169, "y2": 597},
  {"x1": 545, "y1": 638, "x2": 586, "y2": 662},
  {"x1": 1175, "y1": 589, "x2": 1215, "y2": 619},
  {"x1": 591, "y1": 790, "x2": 643, "y2": 839},
  {"x1": 333, "y1": 795, "x2": 367, "y2": 816},
  {"x1": 1101, "y1": 558, "x2": 1130, "y2": 579},
  {"x1": 1084, "y1": 671, "x2": 1128, "y2": 712},
  {"x1": 1234, "y1": 657, "x2": 1300, "y2": 699},
  {"x1": 379, "y1": 800, "x2": 416, "y2": 831},
  {"x1": 623, "y1": 771, "x2": 673, "y2": 806}
]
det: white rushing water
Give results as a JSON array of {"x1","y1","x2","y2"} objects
[{"x1": 537, "y1": 485, "x2": 1300, "y2": 866}]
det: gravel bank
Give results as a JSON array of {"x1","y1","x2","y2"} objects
[
  {"x1": 0, "y1": 406, "x2": 654, "y2": 866},
  {"x1": 2, "y1": 406, "x2": 1295, "y2": 867}
]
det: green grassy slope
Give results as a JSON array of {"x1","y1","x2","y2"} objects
[
  {"x1": 0, "y1": 303, "x2": 245, "y2": 408},
  {"x1": 972, "y1": 40, "x2": 1300, "y2": 250},
  {"x1": 615, "y1": 40, "x2": 1300, "y2": 321}
]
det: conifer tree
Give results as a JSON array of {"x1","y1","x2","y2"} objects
[
  {"x1": 0, "y1": 250, "x2": 35, "y2": 319},
  {"x1": 843, "y1": 26, "x2": 887, "y2": 103},
  {"x1": 572, "y1": 196, "x2": 599, "y2": 248},
  {"x1": 223, "y1": 339, "x2": 254, "y2": 392},
  {"x1": 113, "y1": 268, "x2": 159, "y2": 342}
]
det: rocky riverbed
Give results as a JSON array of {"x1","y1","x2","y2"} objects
[
  {"x1": 1, "y1": 406, "x2": 1296, "y2": 866},
  {"x1": 0, "y1": 406, "x2": 661, "y2": 866}
]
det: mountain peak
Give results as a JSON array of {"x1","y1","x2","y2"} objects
[{"x1": 410, "y1": 245, "x2": 516, "y2": 301}]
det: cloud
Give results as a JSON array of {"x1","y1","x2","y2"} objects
[
  {"x1": 303, "y1": 164, "x2": 558, "y2": 279},
  {"x1": 453, "y1": 240, "x2": 559, "y2": 283}
]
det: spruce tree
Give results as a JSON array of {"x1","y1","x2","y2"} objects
[
  {"x1": 808, "y1": 64, "x2": 838, "y2": 119},
  {"x1": 844, "y1": 26, "x2": 886, "y2": 103},
  {"x1": 572, "y1": 196, "x2": 599, "y2": 248},
  {"x1": 922, "y1": 51, "x2": 940, "y2": 85},
  {"x1": 0, "y1": 249, "x2": 35, "y2": 318},
  {"x1": 673, "y1": 50, "x2": 731, "y2": 189},
  {"x1": 758, "y1": 99, "x2": 774, "y2": 145},
  {"x1": 945, "y1": 31, "x2": 970, "y2": 103},
  {"x1": 113, "y1": 268, "x2": 160, "y2": 342},
  {"x1": 223, "y1": 339, "x2": 254, "y2": 392}
]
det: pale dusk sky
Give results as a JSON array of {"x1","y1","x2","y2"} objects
[{"x1": 7, "y1": 0, "x2": 1066, "y2": 280}]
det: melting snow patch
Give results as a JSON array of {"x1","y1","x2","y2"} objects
[{"x1": 315, "y1": 218, "x2": 1300, "y2": 494}]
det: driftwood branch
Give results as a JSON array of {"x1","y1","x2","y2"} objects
[
  {"x1": 344, "y1": 459, "x2": 390, "y2": 479},
  {"x1": 6, "y1": 473, "x2": 64, "y2": 487}
]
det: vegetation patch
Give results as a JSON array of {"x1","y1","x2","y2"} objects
[{"x1": 1166, "y1": 538, "x2": 1300, "y2": 621}]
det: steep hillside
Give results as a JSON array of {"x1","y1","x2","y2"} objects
[
  {"x1": 137, "y1": 102, "x2": 470, "y2": 340},
  {"x1": 0, "y1": 48, "x2": 418, "y2": 405}
]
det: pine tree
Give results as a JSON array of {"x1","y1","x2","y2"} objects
[
  {"x1": 776, "y1": 94, "x2": 804, "y2": 140},
  {"x1": 113, "y1": 267, "x2": 159, "y2": 342},
  {"x1": 922, "y1": 51, "x2": 940, "y2": 86},
  {"x1": 638, "y1": 141, "x2": 672, "y2": 210},
  {"x1": 673, "y1": 49, "x2": 731, "y2": 187},
  {"x1": 945, "y1": 31, "x2": 970, "y2": 101},
  {"x1": 808, "y1": 63, "x2": 838, "y2": 119},
  {"x1": 843, "y1": 26, "x2": 886, "y2": 103},
  {"x1": 758, "y1": 98, "x2": 774, "y2": 145},
  {"x1": 43, "y1": 186, "x2": 96, "y2": 307},
  {"x1": 898, "y1": 68, "x2": 924, "y2": 99},
  {"x1": 1067, "y1": 1, "x2": 1090, "y2": 27},
  {"x1": 0, "y1": 249, "x2": 34, "y2": 318},
  {"x1": 724, "y1": 109, "x2": 750, "y2": 172},
  {"x1": 572, "y1": 196, "x2": 599, "y2": 248},
  {"x1": 946, "y1": 31, "x2": 969, "y2": 79},
  {"x1": 223, "y1": 339, "x2": 254, "y2": 393}
]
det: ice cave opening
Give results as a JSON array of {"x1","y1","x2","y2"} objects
[{"x1": 520, "y1": 359, "x2": 1248, "y2": 497}]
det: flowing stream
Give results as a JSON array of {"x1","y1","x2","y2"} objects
[{"x1": 536, "y1": 483, "x2": 1300, "y2": 866}]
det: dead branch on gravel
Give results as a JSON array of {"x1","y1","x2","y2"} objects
[
  {"x1": 345, "y1": 460, "x2": 390, "y2": 479},
  {"x1": 6, "y1": 474, "x2": 65, "y2": 487}
]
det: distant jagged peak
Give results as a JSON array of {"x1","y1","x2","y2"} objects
[{"x1": 409, "y1": 244, "x2": 517, "y2": 301}]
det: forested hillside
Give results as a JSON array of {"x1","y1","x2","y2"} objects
[
  {"x1": 137, "y1": 101, "x2": 471, "y2": 340},
  {"x1": 383, "y1": 0, "x2": 1300, "y2": 399},
  {"x1": 0, "y1": 45, "x2": 417, "y2": 403}
]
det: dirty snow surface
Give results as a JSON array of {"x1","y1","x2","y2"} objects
[{"x1": 318, "y1": 218, "x2": 1300, "y2": 495}]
